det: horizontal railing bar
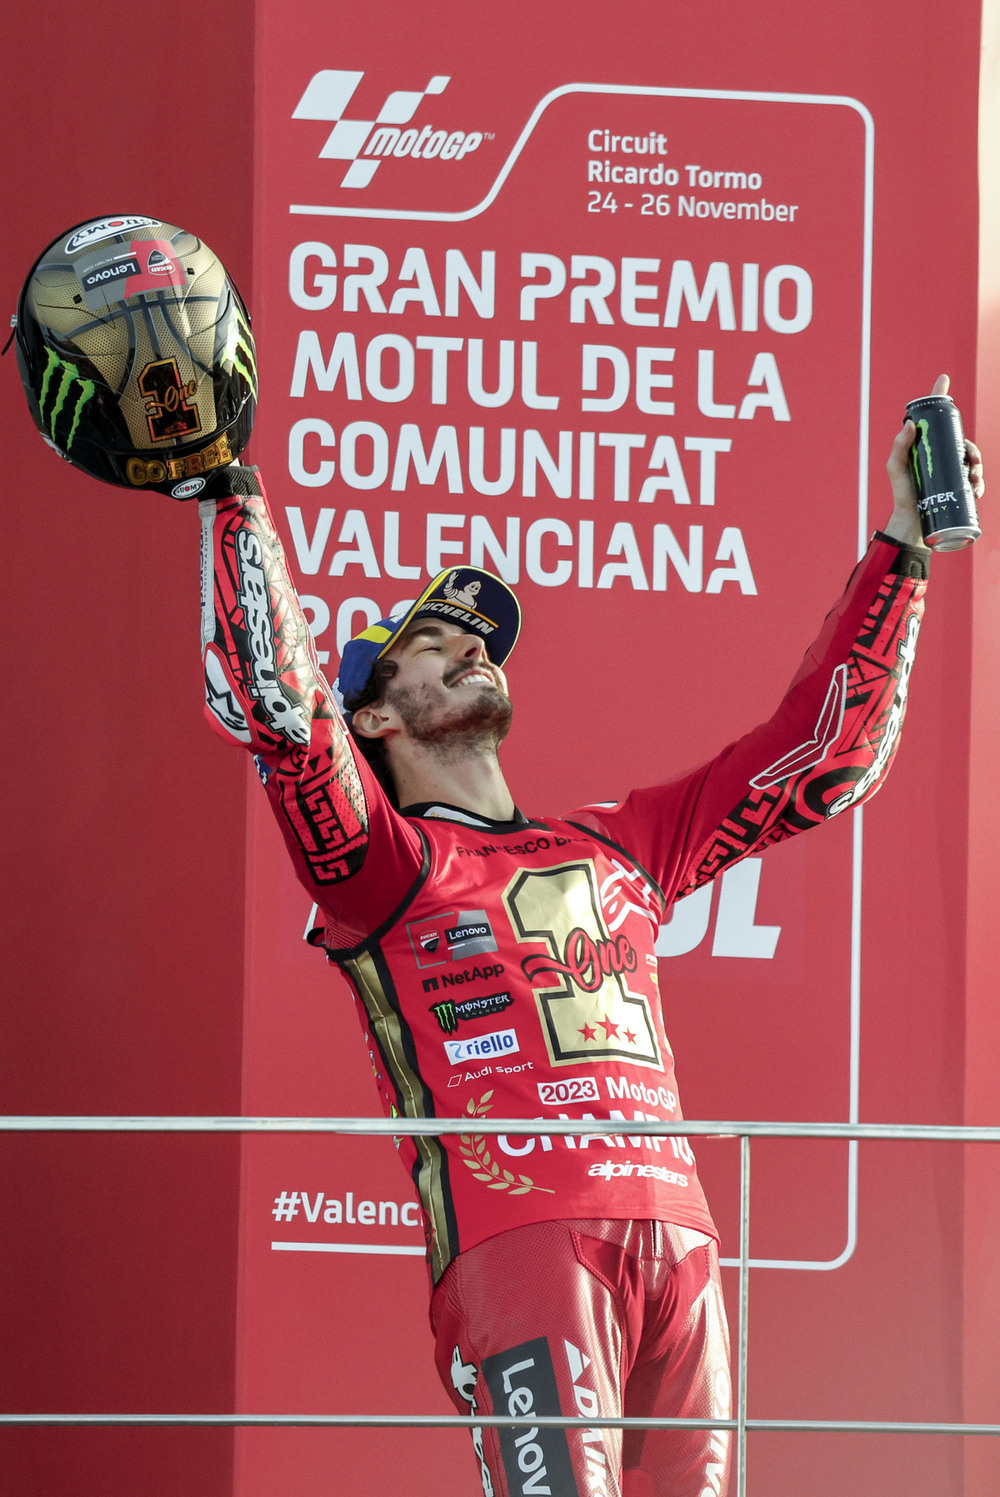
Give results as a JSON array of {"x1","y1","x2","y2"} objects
[
  {"x1": 0, "y1": 1414, "x2": 997, "y2": 1435},
  {"x1": 748, "y1": 1420, "x2": 1000, "y2": 1436},
  {"x1": 1, "y1": 1117, "x2": 998, "y2": 1141},
  {"x1": 0, "y1": 1415, "x2": 730, "y2": 1429}
]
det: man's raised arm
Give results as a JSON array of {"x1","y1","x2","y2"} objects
[
  {"x1": 199, "y1": 464, "x2": 371, "y2": 885},
  {"x1": 576, "y1": 376, "x2": 984, "y2": 905}
]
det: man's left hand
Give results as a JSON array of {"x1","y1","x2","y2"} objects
[{"x1": 884, "y1": 373, "x2": 985, "y2": 548}]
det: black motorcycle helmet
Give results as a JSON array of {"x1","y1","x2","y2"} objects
[{"x1": 14, "y1": 214, "x2": 257, "y2": 499}]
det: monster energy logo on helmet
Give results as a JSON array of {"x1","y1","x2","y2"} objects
[
  {"x1": 222, "y1": 302, "x2": 258, "y2": 397},
  {"x1": 37, "y1": 349, "x2": 95, "y2": 452}
]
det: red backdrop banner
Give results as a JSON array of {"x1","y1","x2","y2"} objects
[{"x1": 236, "y1": 5, "x2": 990, "y2": 1496}]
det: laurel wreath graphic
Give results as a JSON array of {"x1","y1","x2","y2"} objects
[{"x1": 458, "y1": 1091, "x2": 554, "y2": 1195}]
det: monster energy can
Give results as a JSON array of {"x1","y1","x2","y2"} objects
[{"x1": 904, "y1": 394, "x2": 981, "y2": 550}]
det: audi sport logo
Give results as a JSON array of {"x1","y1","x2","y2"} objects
[{"x1": 292, "y1": 70, "x2": 484, "y2": 188}]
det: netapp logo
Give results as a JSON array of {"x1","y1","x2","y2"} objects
[{"x1": 292, "y1": 70, "x2": 484, "y2": 189}]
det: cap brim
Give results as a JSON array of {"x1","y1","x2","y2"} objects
[{"x1": 376, "y1": 566, "x2": 521, "y2": 668}]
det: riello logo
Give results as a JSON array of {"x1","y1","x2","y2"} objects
[{"x1": 292, "y1": 70, "x2": 485, "y2": 188}]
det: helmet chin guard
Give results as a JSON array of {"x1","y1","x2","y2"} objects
[{"x1": 14, "y1": 214, "x2": 257, "y2": 499}]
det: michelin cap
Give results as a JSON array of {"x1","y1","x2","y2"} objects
[{"x1": 334, "y1": 566, "x2": 521, "y2": 717}]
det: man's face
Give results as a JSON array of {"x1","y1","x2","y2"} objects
[{"x1": 380, "y1": 620, "x2": 512, "y2": 751}]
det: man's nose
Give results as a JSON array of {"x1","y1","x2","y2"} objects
[{"x1": 456, "y1": 633, "x2": 487, "y2": 661}]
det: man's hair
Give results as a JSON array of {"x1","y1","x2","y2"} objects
[{"x1": 344, "y1": 656, "x2": 400, "y2": 808}]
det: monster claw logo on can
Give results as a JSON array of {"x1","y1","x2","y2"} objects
[{"x1": 905, "y1": 394, "x2": 981, "y2": 550}]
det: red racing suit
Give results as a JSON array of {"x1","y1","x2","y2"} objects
[{"x1": 199, "y1": 466, "x2": 928, "y2": 1285}]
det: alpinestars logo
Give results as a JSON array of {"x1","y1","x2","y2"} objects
[
  {"x1": 827, "y1": 614, "x2": 920, "y2": 817},
  {"x1": 292, "y1": 69, "x2": 484, "y2": 188},
  {"x1": 450, "y1": 1348, "x2": 495, "y2": 1497},
  {"x1": 203, "y1": 646, "x2": 251, "y2": 744},
  {"x1": 235, "y1": 529, "x2": 311, "y2": 745}
]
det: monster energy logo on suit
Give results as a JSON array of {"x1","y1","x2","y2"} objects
[
  {"x1": 482, "y1": 1338, "x2": 577, "y2": 1495},
  {"x1": 430, "y1": 992, "x2": 513, "y2": 1033}
]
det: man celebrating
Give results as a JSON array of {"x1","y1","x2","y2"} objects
[
  {"x1": 15, "y1": 217, "x2": 984, "y2": 1497},
  {"x1": 198, "y1": 398, "x2": 950, "y2": 1497}
]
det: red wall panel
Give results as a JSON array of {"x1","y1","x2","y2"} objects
[
  {"x1": 239, "y1": 4, "x2": 988, "y2": 1495},
  {"x1": 0, "y1": 4, "x2": 255, "y2": 1494}
]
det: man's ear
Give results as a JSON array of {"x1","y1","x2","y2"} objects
[{"x1": 351, "y1": 703, "x2": 396, "y2": 740}]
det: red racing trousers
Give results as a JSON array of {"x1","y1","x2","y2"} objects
[{"x1": 431, "y1": 1219, "x2": 731, "y2": 1497}]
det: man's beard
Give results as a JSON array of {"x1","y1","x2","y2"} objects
[{"x1": 384, "y1": 678, "x2": 513, "y2": 761}]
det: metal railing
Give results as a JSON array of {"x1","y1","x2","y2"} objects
[{"x1": 3, "y1": 1113, "x2": 999, "y2": 1497}]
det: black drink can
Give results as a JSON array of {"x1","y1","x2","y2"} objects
[{"x1": 904, "y1": 394, "x2": 981, "y2": 550}]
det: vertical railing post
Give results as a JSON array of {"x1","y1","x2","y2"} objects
[{"x1": 737, "y1": 1132, "x2": 751, "y2": 1497}]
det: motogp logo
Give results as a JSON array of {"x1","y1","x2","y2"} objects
[{"x1": 292, "y1": 70, "x2": 484, "y2": 188}]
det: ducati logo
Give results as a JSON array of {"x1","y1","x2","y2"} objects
[{"x1": 292, "y1": 69, "x2": 484, "y2": 188}]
